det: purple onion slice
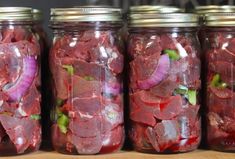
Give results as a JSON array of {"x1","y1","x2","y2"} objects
[
  {"x1": 4, "y1": 56, "x2": 37, "y2": 101},
  {"x1": 137, "y1": 54, "x2": 170, "y2": 90}
]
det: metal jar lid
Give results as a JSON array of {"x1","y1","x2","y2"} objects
[
  {"x1": 130, "y1": 5, "x2": 185, "y2": 14},
  {"x1": 50, "y1": 6, "x2": 122, "y2": 22},
  {"x1": 205, "y1": 13, "x2": 235, "y2": 26},
  {"x1": 195, "y1": 5, "x2": 235, "y2": 14},
  {"x1": 129, "y1": 13, "x2": 199, "y2": 27},
  {"x1": 32, "y1": 9, "x2": 43, "y2": 21},
  {"x1": 0, "y1": 7, "x2": 32, "y2": 21}
]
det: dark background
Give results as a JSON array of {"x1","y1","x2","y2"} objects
[{"x1": 0, "y1": 0, "x2": 231, "y2": 37}]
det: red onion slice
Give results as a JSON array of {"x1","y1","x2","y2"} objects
[
  {"x1": 4, "y1": 56, "x2": 37, "y2": 101},
  {"x1": 137, "y1": 54, "x2": 170, "y2": 90}
]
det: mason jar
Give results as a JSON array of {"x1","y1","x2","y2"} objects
[
  {"x1": 128, "y1": 11, "x2": 201, "y2": 153},
  {"x1": 0, "y1": 7, "x2": 41, "y2": 155},
  {"x1": 49, "y1": 7, "x2": 125, "y2": 155},
  {"x1": 204, "y1": 13, "x2": 235, "y2": 152}
]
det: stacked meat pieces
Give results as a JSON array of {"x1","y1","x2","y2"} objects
[
  {"x1": 50, "y1": 30, "x2": 124, "y2": 154},
  {"x1": 0, "y1": 27, "x2": 41, "y2": 154},
  {"x1": 128, "y1": 33, "x2": 201, "y2": 153},
  {"x1": 206, "y1": 32, "x2": 235, "y2": 150}
]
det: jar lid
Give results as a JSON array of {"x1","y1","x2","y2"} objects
[
  {"x1": 205, "y1": 13, "x2": 235, "y2": 26},
  {"x1": 130, "y1": 5, "x2": 185, "y2": 14},
  {"x1": 50, "y1": 6, "x2": 122, "y2": 22},
  {"x1": 195, "y1": 5, "x2": 235, "y2": 14},
  {"x1": 129, "y1": 13, "x2": 199, "y2": 27},
  {"x1": 0, "y1": 7, "x2": 32, "y2": 21},
  {"x1": 32, "y1": 9, "x2": 43, "y2": 21}
]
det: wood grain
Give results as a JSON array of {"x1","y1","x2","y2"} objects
[{"x1": 1, "y1": 150, "x2": 234, "y2": 159}]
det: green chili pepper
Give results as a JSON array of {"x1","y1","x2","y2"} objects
[
  {"x1": 188, "y1": 90, "x2": 197, "y2": 106},
  {"x1": 57, "y1": 114, "x2": 69, "y2": 134},
  {"x1": 62, "y1": 65, "x2": 74, "y2": 75},
  {"x1": 164, "y1": 49, "x2": 180, "y2": 61}
]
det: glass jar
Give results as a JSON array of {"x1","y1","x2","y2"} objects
[
  {"x1": 204, "y1": 13, "x2": 235, "y2": 152},
  {"x1": 0, "y1": 7, "x2": 41, "y2": 155},
  {"x1": 49, "y1": 7, "x2": 125, "y2": 155},
  {"x1": 128, "y1": 11, "x2": 201, "y2": 153}
]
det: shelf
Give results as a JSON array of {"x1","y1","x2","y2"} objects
[{"x1": 1, "y1": 150, "x2": 235, "y2": 159}]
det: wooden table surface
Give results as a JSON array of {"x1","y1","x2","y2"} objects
[{"x1": 1, "y1": 150, "x2": 235, "y2": 159}]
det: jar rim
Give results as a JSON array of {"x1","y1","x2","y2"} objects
[
  {"x1": 195, "y1": 5, "x2": 235, "y2": 14},
  {"x1": 50, "y1": 6, "x2": 122, "y2": 22},
  {"x1": 205, "y1": 13, "x2": 235, "y2": 26},
  {"x1": 128, "y1": 13, "x2": 199, "y2": 27},
  {"x1": 130, "y1": 5, "x2": 185, "y2": 14},
  {"x1": 0, "y1": 7, "x2": 33, "y2": 21}
]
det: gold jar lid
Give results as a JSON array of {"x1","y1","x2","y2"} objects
[
  {"x1": 195, "y1": 5, "x2": 235, "y2": 14},
  {"x1": 50, "y1": 6, "x2": 122, "y2": 22},
  {"x1": 129, "y1": 13, "x2": 199, "y2": 27},
  {"x1": 0, "y1": 7, "x2": 32, "y2": 21},
  {"x1": 130, "y1": 5, "x2": 185, "y2": 14},
  {"x1": 32, "y1": 9, "x2": 43, "y2": 21},
  {"x1": 205, "y1": 13, "x2": 235, "y2": 26}
]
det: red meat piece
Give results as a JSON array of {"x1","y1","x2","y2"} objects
[
  {"x1": 69, "y1": 115, "x2": 102, "y2": 138},
  {"x1": 107, "y1": 48, "x2": 124, "y2": 74},
  {"x1": 101, "y1": 103, "x2": 123, "y2": 133},
  {"x1": 160, "y1": 34, "x2": 176, "y2": 50},
  {"x1": 19, "y1": 84, "x2": 41, "y2": 116},
  {"x1": 209, "y1": 87, "x2": 233, "y2": 99},
  {"x1": 130, "y1": 52, "x2": 160, "y2": 82},
  {"x1": 207, "y1": 92, "x2": 235, "y2": 118},
  {"x1": 221, "y1": 116, "x2": 235, "y2": 133},
  {"x1": 0, "y1": 115, "x2": 41, "y2": 154},
  {"x1": 53, "y1": 66, "x2": 70, "y2": 100},
  {"x1": 145, "y1": 35, "x2": 162, "y2": 56},
  {"x1": 127, "y1": 34, "x2": 143, "y2": 58},
  {"x1": 71, "y1": 97, "x2": 102, "y2": 115},
  {"x1": 70, "y1": 133, "x2": 102, "y2": 155},
  {"x1": 129, "y1": 123, "x2": 152, "y2": 150},
  {"x1": 227, "y1": 38, "x2": 235, "y2": 53},
  {"x1": 207, "y1": 49, "x2": 235, "y2": 64},
  {"x1": 72, "y1": 75, "x2": 101, "y2": 98},
  {"x1": 149, "y1": 78, "x2": 179, "y2": 98},
  {"x1": 154, "y1": 120, "x2": 180, "y2": 151},
  {"x1": 100, "y1": 126, "x2": 124, "y2": 153},
  {"x1": 153, "y1": 95, "x2": 183, "y2": 120},
  {"x1": 130, "y1": 104, "x2": 156, "y2": 126},
  {"x1": 145, "y1": 127, "x2": 160, "y2": 152},
  {"x1": 170, "y1": 137, "x2": 200, "y2": 152},
  {"x1": 209, "y1": 61, "x2": 235, "y2": 85}
]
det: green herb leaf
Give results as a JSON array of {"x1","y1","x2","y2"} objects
[
  {"x1": 31, "y1": 114, "x2": 41, "y2": 120},
  {"x1": 164, "y1": 49, "x2": 180, "y2": 61},
  {"x1": 84, "y1": 76, "x2": 95, "y2": 81},
  {"x1": 62, "y1": 65, "x2": 74, "y2": 75},
  {"x1": 57, "y1": 114, "x2": 69, "y2": 134},
  {"x1": 188, "y1": 90, "x2": 197, "y2": 106}
]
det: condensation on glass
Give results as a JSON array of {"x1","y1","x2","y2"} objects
[
  {"x1": 49, "y1": 7, "x2": 125, "y2": 155},
  {"x1": 128, "y1": 7, "x2": 201, "y2": 153}
]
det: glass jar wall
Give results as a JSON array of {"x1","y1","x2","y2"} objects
[
  {"x1": 128, "y1": 11, "x2": 201, "y2": 153},
  {"x1": 49, "y1": 7, "x2": 125, "y2": 155},
  {"x1": 0, "y1": 7, "x2": 41, "y2": 155},
  {"x1": 204, "y1": 13, "x2": 235, "y2": 152}
]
